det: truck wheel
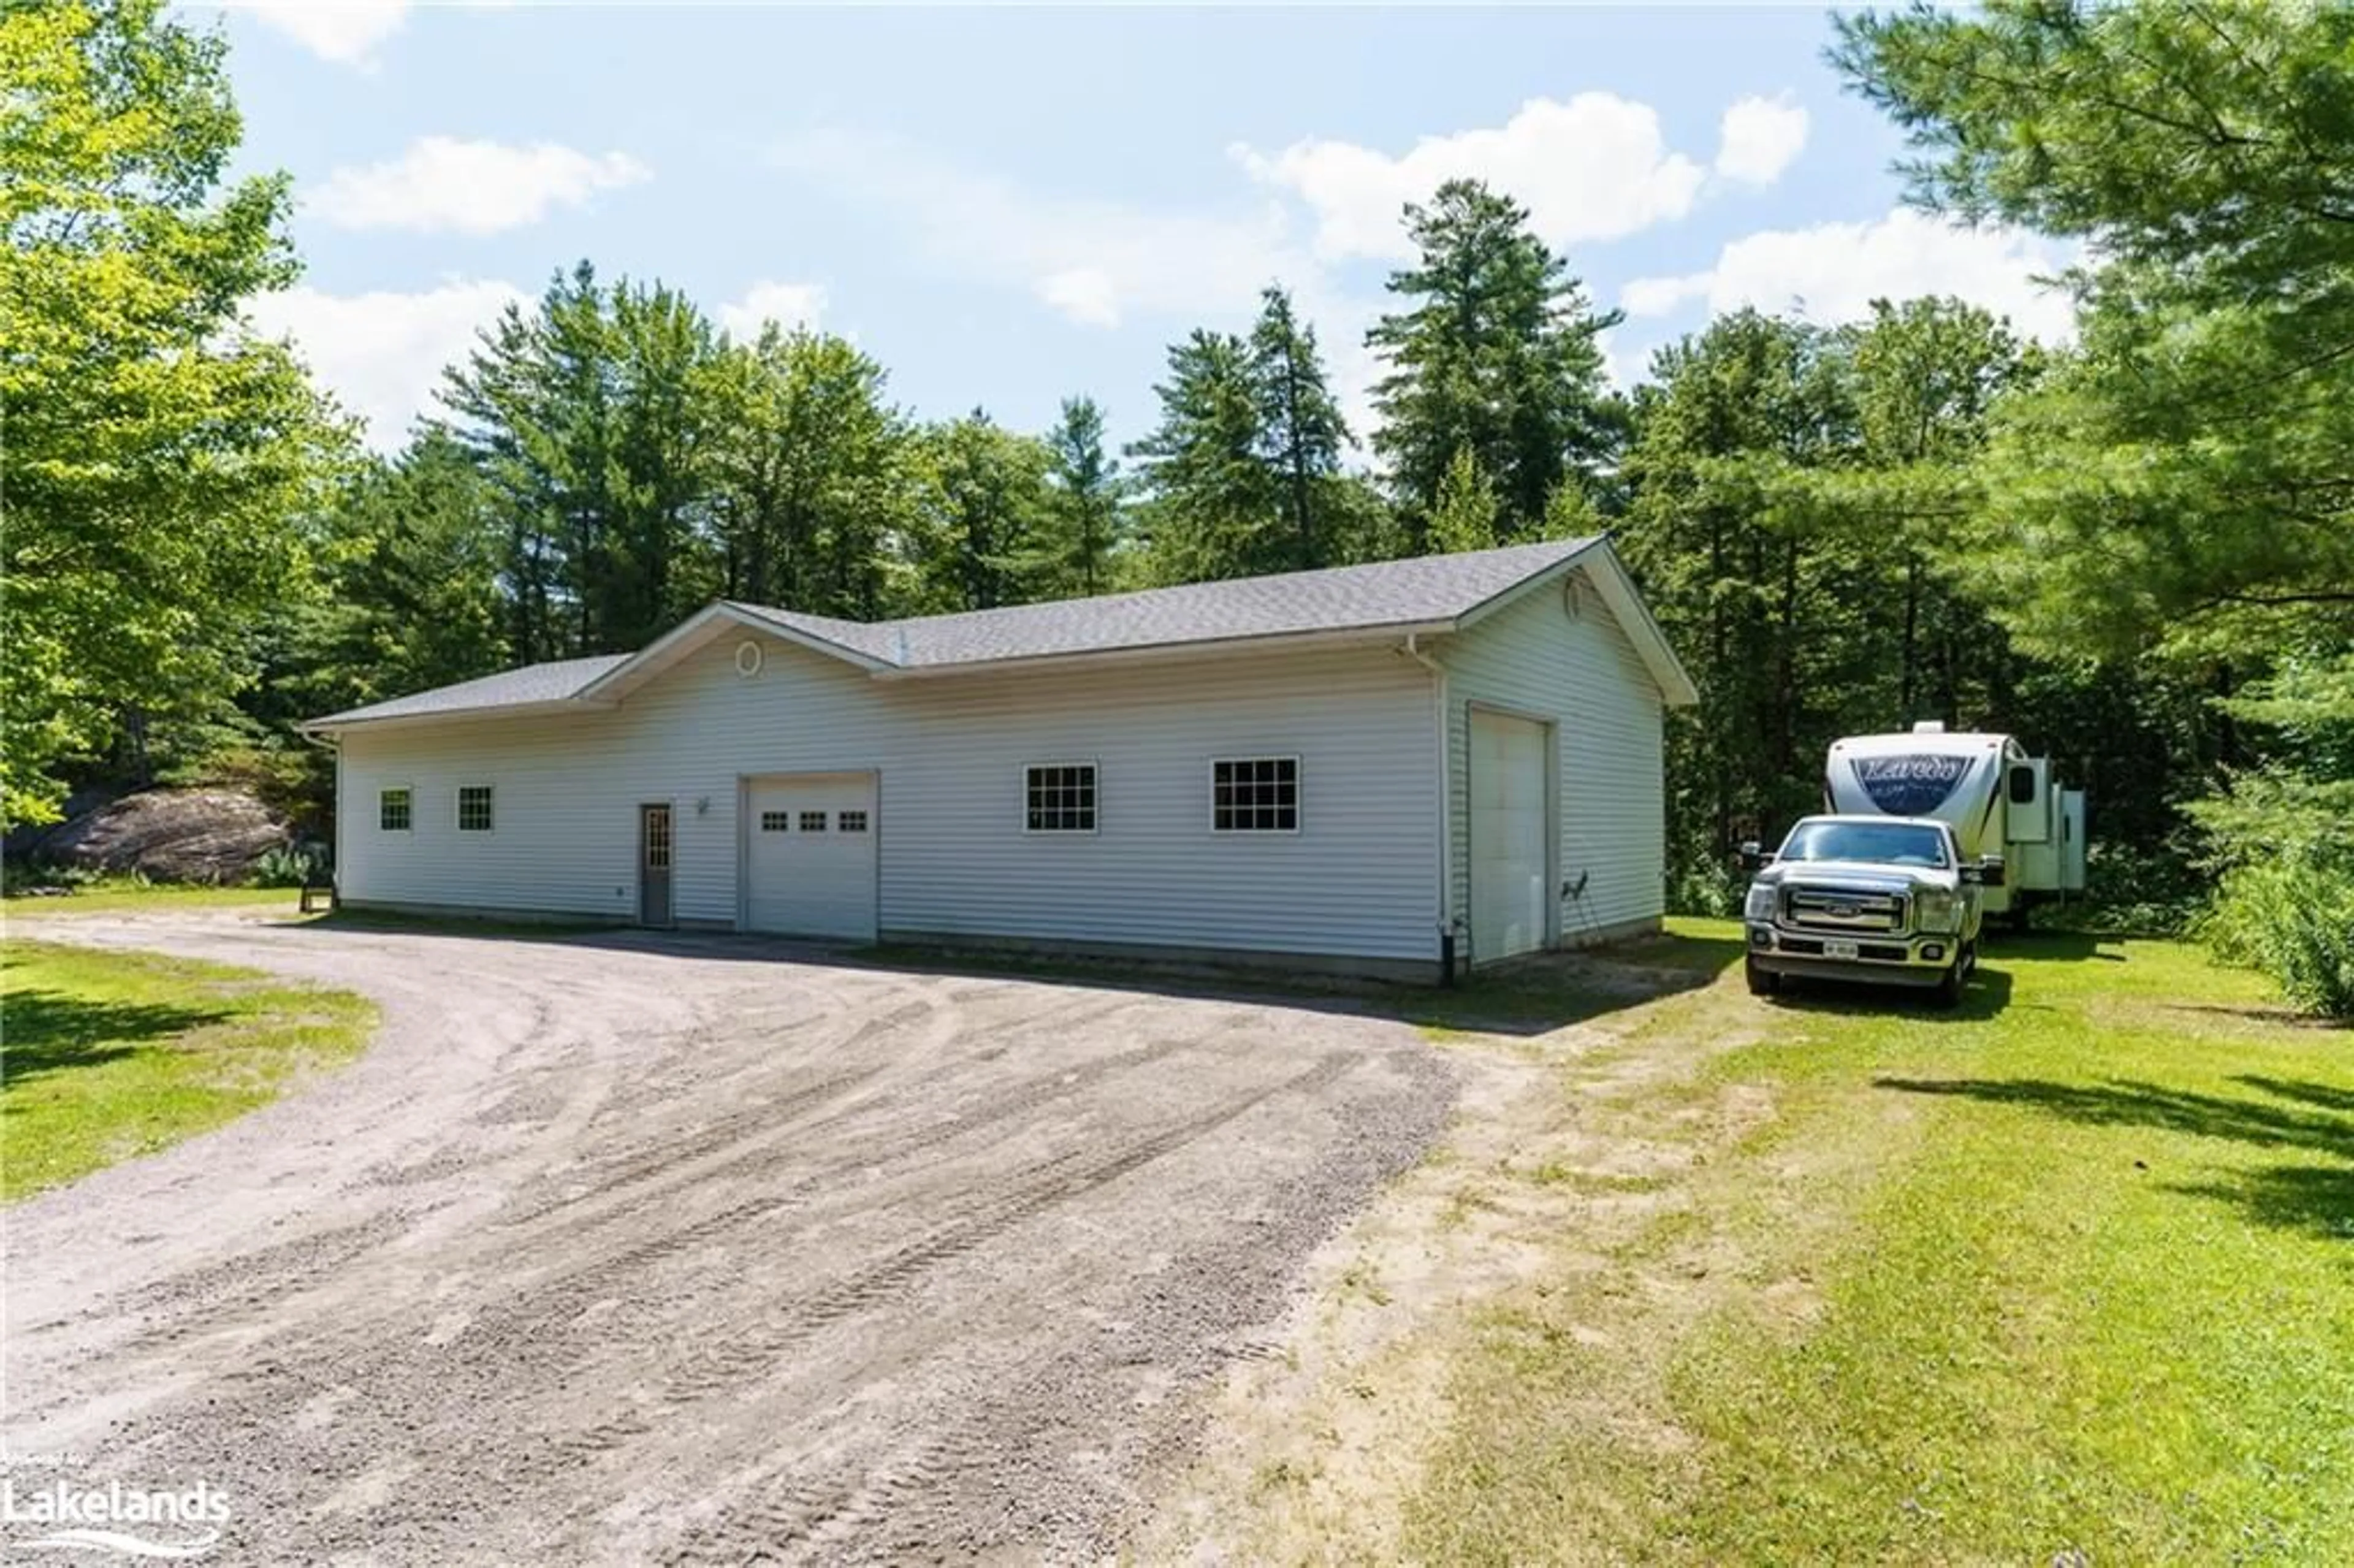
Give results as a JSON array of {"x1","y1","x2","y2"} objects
[
  {"x1": 1745, "y1": 958, "x2": 1781, "y2": 997},
  {"x1": 1932, "y1": 959, "x2": 1964, "y2": 1010}
]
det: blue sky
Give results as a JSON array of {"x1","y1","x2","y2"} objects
[{"x1": 213, "y1": 3, "x2": 2076, "y2": 453}]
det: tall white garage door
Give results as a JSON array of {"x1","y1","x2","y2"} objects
[
  {"x1": 744, "y1": 773, "x2": 878, "y2": 941},
  {"x1": 1469, "y1": 710, "x2": 1551, "y2": 963}
]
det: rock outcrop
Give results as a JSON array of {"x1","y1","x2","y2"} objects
[{"x1": 33, "y1": 789, "x2": 290, "y2": 883}]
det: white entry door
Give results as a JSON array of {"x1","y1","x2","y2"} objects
[
  {"x1": 1469, "y1": 711, "x2": 1550, "y2": 963},
  {"x1": 743, "y1": 774, "x2": 878, "y2": 941}
]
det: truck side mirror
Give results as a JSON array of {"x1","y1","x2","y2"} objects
[
  {"x1": 1738, "y1": 840, "x2": 1768, "y2": 871},
  {"x1": 1965, "y1": 855, "x2": 2007, "y2": 888}
]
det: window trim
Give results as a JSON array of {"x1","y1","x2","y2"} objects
[
  {"x1": 456, "y1": 783, "x2": 496, "y2": 834},
  {"x1": 1021, "y1": 759, "x2": 1101, "y2": 836},
  {"x1": 378, "y1": 785, "x2": 413, "y2": 834},
  {"x1": 1208, "y1": 755, "x2": 1302, "y2": 836}
]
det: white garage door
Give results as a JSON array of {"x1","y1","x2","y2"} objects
[
  {"x1": 1469, "y1": 711, "x2": 1550, "y2": 963},
  {"x1": 744, "y1": 774, "x2": 878, "y2": 941}
]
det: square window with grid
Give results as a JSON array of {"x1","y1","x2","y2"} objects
[
  {"x1": 1025, "y1": 764, "x2": 1097, "y2": 832},
  {"x1": 379, "y1": 788, "x2": 411, "y2": 832},
  {"x1": 759, "y1": 810, "x2": 791, "y2": 832},
  {"x1": 457, "y1": 786, "x2": 495, "y2": 832},
  {"x1": 1213, "y1": 758, "x2": 1298, "y2": 832},
  {"x1": 799, "y1": 810, "x2": 828, "y2": 832},
  {"x1": 838, "y1": 810, "x2": 869, "y2": 833}
]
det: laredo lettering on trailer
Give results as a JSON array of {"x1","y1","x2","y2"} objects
[
  {"x1": 1852, "y1": 753, "x2": 1970, "y2": 816},
  {"x1": 1, "y1": 1473, "x2": 231, "y2": 1559}
]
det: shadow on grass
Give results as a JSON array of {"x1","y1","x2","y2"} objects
[
  {"x1": 2238, "y1": 1076, "x2": 2354, "y2": 1116},
  {"x1": 292, "y1": 909, "x2": 1736, "y2": 1038},
  {"x1": 1993, "y1": 928, "x2": 2126, "y2": 962},
  {"x1": 0, "y1": 988, "x2": 232, "y2": 1092},
  {"x1": 1874, "y1": 1073, "x2": 2353, "y2": 1160},
  {"x1": 1876, "y1": 1071, "x2": 2354, "y2": 1241},
  {"x1": 2168, "y1": 1165, "x2": 2354, "y2": 1244},
  {"x1": 1768, "y1": 964, "x2": 2015, "y2": 1022}
]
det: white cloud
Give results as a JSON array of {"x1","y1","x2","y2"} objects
[
  {"x1": 244, "y1": 1, "x2": 410, "y2": 65},
  {"x1": 246, "y1": 278, "x2": 526, "y2": 449},
  {"x1": 309, "y1": 137, "x2": 650, "y2": 235},
  {"x1": 718, "y1": 280, "x2": 828, "y2": 339},
  {"x1": 1618, "y1": 208, "x2": 2079, "y2": 342},
  {"x1": 1233, "y1": 93, "x2": 1710, "y2": 263},
  {"x1": 771, "y1": 129, "x2": 1319, "y2": 333},
  {"x1": 1713, "y1": 94, "x2": 1809, "y2": 186},
  {"x1": 1037, "y1": 268, "x2": 1121, "y2": 329},
  {"x1": 1618, "y1": 274, "x2": 1710, "y2": 318}
]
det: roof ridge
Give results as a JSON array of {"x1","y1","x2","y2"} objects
[{"x1": 735, "y1": 536, "x2": 1593, "y2": 634}]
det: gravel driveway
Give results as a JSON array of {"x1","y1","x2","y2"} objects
[{"x1": 4, "y1": 913, "x2": 1457, "y2": 1564}]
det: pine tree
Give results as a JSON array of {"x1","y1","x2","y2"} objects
[
  {"x1": 284, "y1": 431, "x2": 511, "y2": 721},
  {"x1": 1030, "y1": 396, "x2": 1127, "y2": 596},
  {"x1": 705, "y1": 325, "x2": 918, "y2": 618},
  {"x1": 1247, "y1": 286, "x2": 1351, "y2": 571},
  {"x1": 1128, "y1": 331, "x2": 1281, "y2": 583},
  {"x1": 438, "y1": 263, "x2": 726, "y2": 656},
  {"x1": 1366, "y1": 179, "x2": 1619, "y2": 546}
]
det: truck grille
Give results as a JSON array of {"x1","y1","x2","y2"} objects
[{"x1": 1783, "y1": 888, "x2": 1909, "y2": 935}]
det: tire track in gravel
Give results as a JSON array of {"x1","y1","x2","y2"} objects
[
  {"x1": 628, "y1": 1052, "x2": 1361, "y2": 1562},
  {"x1": 115, "y1": 974, "x2": 951, "y2": 1366},
  {"x1": 490, "y1": 1062, "x2": 888, "y2": 1228},
  {"x1": 476, "y1": 1035, "x2": 1206, "y2": 1339},
  {"x1": 85, "y1": 1033, "x2": 1236, "y2": 1524},
  {"x1": 489, "y1": 991, "x2": 1162, "y2": 1245}
]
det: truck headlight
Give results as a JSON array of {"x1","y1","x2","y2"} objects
[
  {"x1": 1913, "y1": 888, "x2": 1960, "y2": 932},
  {"x1": 1744, "y1": 883, "x2": 1778, "y2": 921}
]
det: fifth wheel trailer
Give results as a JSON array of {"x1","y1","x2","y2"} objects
[{"x1": 1824, "y1": 723, "x2": 2087, "y2": 918}]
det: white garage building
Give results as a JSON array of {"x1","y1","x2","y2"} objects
[{"x1": 305, "y1": 537, "x2": 1695, "y2": 980}]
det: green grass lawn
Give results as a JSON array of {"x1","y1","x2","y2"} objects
[
  {"x1": 1, "y1": 940, "x2": 375, "y2": 1201},
  {"x1": 4, "y1": 883, "x2": 308, "y2": 919},
  {"x1": 1403, "y1": 920, "x2": 2354, "y2": 1566}
]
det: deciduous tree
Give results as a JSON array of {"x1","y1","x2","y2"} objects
[{"x1": 1, "y1": 0, "x2": 342, "y2": 823}]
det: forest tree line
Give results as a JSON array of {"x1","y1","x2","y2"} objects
[{"x1": 7, "y1": 0, "x2": 2348, "y2": 1008}]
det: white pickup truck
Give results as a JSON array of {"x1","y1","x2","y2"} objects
[{"x1": 1739, "y1": 815, "x2": 2006, "y2": 1008}]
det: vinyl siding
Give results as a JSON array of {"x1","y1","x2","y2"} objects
[
  {"x1": 336, "y1": 636, "x2": 1443, "y2": 962},
  {"x1": 1437, "y1": 566, "x2": 1667, "y2": 950}
]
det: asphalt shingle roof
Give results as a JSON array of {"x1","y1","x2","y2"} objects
[
  {"x1": 308, "y1": 537, "x2": 1601, "y2": 728},
  {"x1": 732, "y1": 536, "x2": 1597, "y2": 669},
  {"x1": 310, "y1": 654, "x2": 631, "y2": 726}
]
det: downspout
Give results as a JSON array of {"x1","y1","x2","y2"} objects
[{"x1": 1403, "y1": 634, "x2": 1458, "y2": 986}]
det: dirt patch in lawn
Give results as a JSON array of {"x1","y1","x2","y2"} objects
[{"x1": 1122, "y1": 949, "x2": 1793, "y2": 1565}]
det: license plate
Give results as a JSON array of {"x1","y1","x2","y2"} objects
[{"x1": 1824, "y1": 940, "x2": 1861, "y2": 961}]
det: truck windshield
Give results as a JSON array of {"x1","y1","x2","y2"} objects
[{"x1": 1779, "y1": 821, "x2": 1950, "y2": 869}]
